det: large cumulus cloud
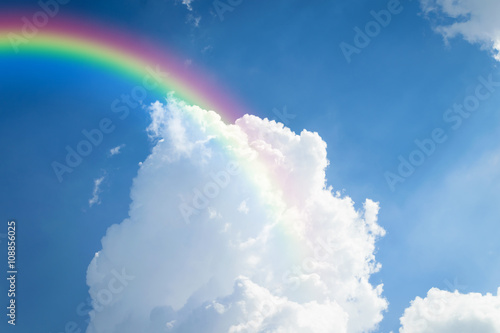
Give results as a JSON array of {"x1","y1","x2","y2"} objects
[{"x1": 85, "y1": 97, "x2": 387, "y2": 333}]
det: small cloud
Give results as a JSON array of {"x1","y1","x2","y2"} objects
[
  {"x1": 182, "y1": 0, "x2": 193, "y2": 11},
  {"x1": 184, "y1": 59, "x2": 193, "y2": 67},
  {"x1": 238, "y1": 200, "x2": 249, "y2": 214},
  {"x1": 109, "y1": 144, "x2": 125, "y2": 157},
  {"x1": 208, "y1": 207, "x2": 220, "y2": 219},
  {"x1": 89, "y1": 176, "x2": 106, "y2": 207}
]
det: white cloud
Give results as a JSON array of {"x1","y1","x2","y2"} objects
[
  {"x1": 109, "y1": 144, "x2": 125, "y2": 157},
  {"x1": 421, "y1": 0, "x2": 500, "y2": 60},
  {"x1": 400, "y1": 287, "x2": 500, "y2": 333},
  {"x1": 173, "y1": 276, "x2": 349, "y2": 333},
  {"x1": 237, "y1": 200, "x2": 249, "y2": 214},
  {"x1": 181, "y1": 0, "x2": 193, "y2": 11},
  {"x1": 85, "y1": 97, "x2": 387, "y2": 333},
  {"x1": 89, "y1": 176, "x2": 105, "y2": 207}
]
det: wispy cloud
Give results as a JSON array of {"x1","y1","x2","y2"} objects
[
  {"x1": 182, "y1": 0, "x2": 193, "y2": 11},
  {"x1": 187, "y1": 13, "x2": 201, "y2": 27},
  {"x1": 89, "y1": 176, "x2": 105, "y2": 207}
]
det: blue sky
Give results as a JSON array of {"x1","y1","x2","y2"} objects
[{"x1": 1, "y1": 0, "x2": 500, "y2": 332}]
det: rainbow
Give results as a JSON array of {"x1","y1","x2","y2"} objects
[
  {"x1": 0, "y1": 11, "x2": 291, "y2": 215},
  {"x1": 0, "y1": 13, "x2": 247, "y2": 122}
]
